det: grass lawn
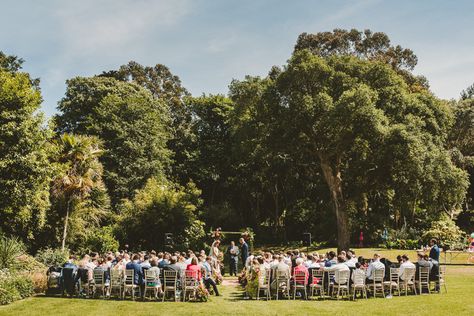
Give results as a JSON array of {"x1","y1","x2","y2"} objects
[{"x1": 1, "y1": 266, "x2": 473, "y2": 316}]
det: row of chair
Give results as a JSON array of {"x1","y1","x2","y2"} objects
[
  {"x1": 256, "y1": 265, "x2": 446, "y2": 300},
  {"x1": 84, "y1": 269, "x2": 202, "y2": 302}
]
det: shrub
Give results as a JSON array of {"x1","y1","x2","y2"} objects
[
  {"x1": 0, "y1": 236, "x2": 25, "y2": 269},
  {"x1": 423, "y1": 215, "x2": 465, "y2": 249},
  {"x1": 35, "y1": 248, "x2": 69, "y2": 267},
  {"x1": 30, "y1": 271, "x2": 47, "y2": 293},
  {"x1": 117, "y1": 178, "x2": 203, "y2": 250},
  {"x1": 0, "y1": 271, "x2": 34, "y2": 305}
]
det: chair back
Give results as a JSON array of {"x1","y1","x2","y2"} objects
[
  {"x1": 402, "y1": 267, "x2": 416, "y2": 282},
  {"x1": 276, "y1": 269, "x2": 290, "y2": 282},
  {"x1": 184, "y1": 270, "x2": 199, "y2": 287},
  {"x1": 419, "y1": 266, "x2": 430, "y2": 283},
  {"x1": 353, "y1": 270, "x2": 366, "y2": 286},
  {"x1": 310, "y1": 268, "x2": 323, "y2": 284},
  {"x1": 144, "y1": 269, "x2": 158, "y2": 283},
  {"x1": 373, "y1": 268, "x2": 385, "y2": 282},
  {"x1": 260, "y1": 268, "x2": 271, "y2": 286},
  {"x1": 163, "y1": 270, "x2": 178, "y2": 288},
  {"x1": 93, "y1": 269, "x2": 104, "y2": 285},
  {"x1": 335, "y1": 270, "x2": 349, "y2": 285},
  {"x1": 110, "y1": 269, "x2": 123, "y2": 286},
  {"x1": 124, "y1": 269, "x2": 135, "y2": 285},
  {"x1": 293, "y1": 269, "x2": 308, "y2": 286},
  {"x1": 390, "y1": 268, "x2": 400, "y2": 283},
  {"x1": 327, "y1": 270, "x2": 336, "y2": 284}
]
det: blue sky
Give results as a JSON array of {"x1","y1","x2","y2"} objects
[{"x1": 1, "y1": 0, "x2": 473, "y2": 116}]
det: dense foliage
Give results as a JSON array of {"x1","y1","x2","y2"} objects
[{"x1": 0, "y1": 28, "x2": 472, "y2": 255}]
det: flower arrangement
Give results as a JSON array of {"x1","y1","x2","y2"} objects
[{"x1": 195, "y1": 283, "x2": 210, "y2": 302}]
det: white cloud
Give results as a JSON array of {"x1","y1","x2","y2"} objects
[{"x1": 52, "y1": 0, "x2": 192, "y2": 56}]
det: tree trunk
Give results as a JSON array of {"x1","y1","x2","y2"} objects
[
  {"x1": 319, "y1": 154, "x2": 350, "y2": 252},
  {"x1": 61, "y1": 202, "x2": 70, "y2": 251}
]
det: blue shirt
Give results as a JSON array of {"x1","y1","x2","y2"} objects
[
  {"x1": 126, "y1": 261, "x2": 143, "y2": 285},
  {"x1": 429, "y1": 245, "x2": 440, "y2": 262}
]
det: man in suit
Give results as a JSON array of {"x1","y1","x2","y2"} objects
[
  {"x1": 163, "y1": 256, "x2": 181, "y2": 279},
  {"x1": 239, "y1": 238, "x2": 249, "y2": 271},
  {"x1": 227, "y1": 241, "x2": 239, "y2": 276},
  {"x1": 126, "y1": 254, "x2": 144, "y2": 286}
]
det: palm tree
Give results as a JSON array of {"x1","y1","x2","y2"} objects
[{"x1": 52, "y1": 134, "x2": 104, "y2": 251}]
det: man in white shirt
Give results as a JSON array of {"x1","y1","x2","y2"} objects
[
  {"x1": 366, "y1": 253, "x2": 385, "y2": 281},
  {"x1": 345, "y1": 251, "x2": 358, "y2": 268},
  {"x1": 398, "y1": 254, "x2": 416, "y2": 281},
  {"x1": 325, "y1": 255, "x2": 350, "y2": 284}
]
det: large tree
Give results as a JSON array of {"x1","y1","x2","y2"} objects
[
  {"x1": 55, "y1": 77, "x2": 171, "y2": 206},
  {"x1": 0, "y1": 67, "x2": 52, "y2": 242},
  {"x1": 449, "y1": 85, "x2": 474, "y2": 231},
  {"x1": 100, "y1": 62, "x2": 194, "y2": 184},
  {"x1": 257, "y1": 50, "x2": 467, "y2": 250}
]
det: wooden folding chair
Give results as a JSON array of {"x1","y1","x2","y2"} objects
[
  {"x1": 257, "y1": 269, "x2": 271, "y2": 300},
  {"x1": 162, "y1": 270, "x2": 178, "y2": 302}
]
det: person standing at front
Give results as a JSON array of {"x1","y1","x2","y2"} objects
[{"x1": 227, "y1": 241, "x2": 239, "y2": 276}]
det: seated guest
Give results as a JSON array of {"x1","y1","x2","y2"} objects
[
  {"x1": 345, "y1": 252, "x2": 357, "y2": 268},
  {"x1": 141, "y1": 255, "x2": 151, "y2": 270},
  {"x1": 380, "y1": 257, "x2": 393, "y2": 280},
  {"x1": 186, "y1": 256, "x2": 202, "y2": 280},
  {"x1": 351, "y1": 262, "x2": 366, "y2": 282},
  {"x1": 105, "y1": 255, "x2": 114, "y2": 268},
  {"x1": 176, "y1": 255, "x2": 188, "y2": 274},
  {"x1": 293, "y1": 258, "x2": 309, "y2": 284},
  {"x1": 146, "y1": 259, "x2": 162, "y2": 296},
  {"x1": 398, "y1": 254, "x2": 415, "y2": 281},
  {"x1": 366, "y1": 253, "x2": 384, "y2": 282},
  {"x1": 415, "y1": 253, "x2": 432, "y2": 280},
  {"x1": 275, "y1": 255, "x2": 291, "y2": 278},
  {"x1": 324, "y1": 251, "x2": 337, "y2": 268},
  {"x1": 395, "y1": 255, "x2": 403, "y2": 267},
  {"x1": 93, "y1": 258, "x2": 110, "y2": 285},
  {"x1": 158, "y1": 253, "x2": 170, "y2": 269},
  {"x1": 163, "y1": 256, "x2": 181, "y2": 279},
  {"x1": 325, "y1": 255, "x2": 350, "y2": 284},
  {"x1": 63, "y1": 255, "x2": 77, "y2": 269},
  {"x1": 126, "y1": 254, "x2": 144, "y2": 286}
]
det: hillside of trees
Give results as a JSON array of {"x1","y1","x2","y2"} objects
[{"x1": 1, "y1": 29, "x2": 473, "y2": 253}]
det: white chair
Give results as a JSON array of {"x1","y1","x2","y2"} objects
[
  {"x1": 183, "y1": 270, "x2": 199, "y2": 302},
  {"x1": 292, "y1": 269, "x2": 308, "y2": 300},
  {"x1": 144, "y1": 269, "x2": 160, "y2": 300},
  {"x1": 416, "y1": 266, "x2": 431, "y2": 294},
  {"x1": 109, "y1": 269, "x2": 123, "y2": 299},
  {"x1": 162, "y1": 270, "x2": 178, "y2": 302},
  {"x1": 123, "y1": 269, "x2": 140, "y2": 300},
  {"x1": 275, "y1": 270, "x2": 290, "y2": 300},
  {"x1": 326, "y1": 270, "x2": 335, "y2": 297},
  {"x1": 91, "y1": 269, "x2": 108, "y2": 298},
  {"x1": 438, "y1": 265, "x2": 447, "y2": 293},
  {"x1": 399, "y1": 267, "x2": 416, "y2": 296},
  {"x1": 309, "y1": 268, "x2": 324, "y2": 299},
  {"x1": 384, "y1": 268, "x2": 400, "y2": 296},
  {"x1": 351, "y1": 270, "x2": 367, "y2": 300},
  {"x1": 367, "y1": 268, "x2": 385, "y2": 298},
  {"x1": 257, "y1": 268, "x2": 271, "y2": 300},
  {"x1": 333, "y1": 270, "x2": 350, "y2": 300}
]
